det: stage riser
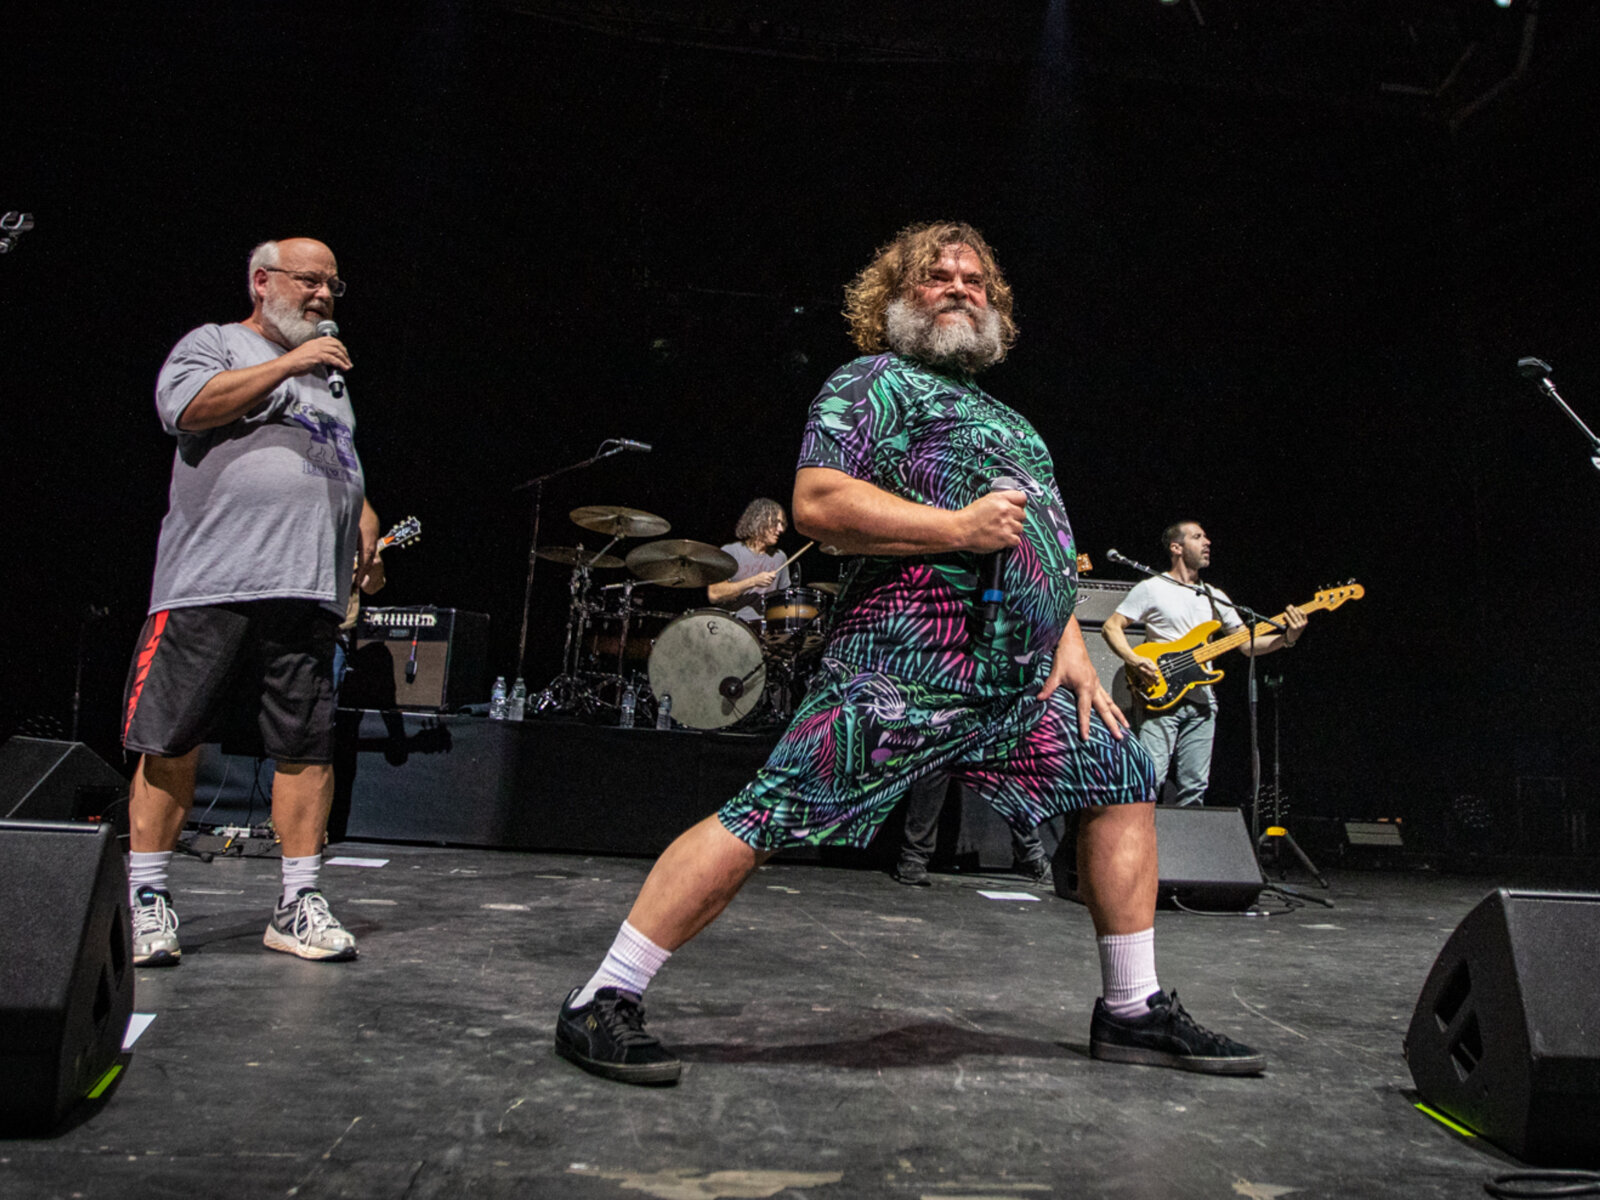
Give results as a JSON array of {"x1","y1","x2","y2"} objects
[{"x1": 194, "y1": 711, "x2": 1041, "y2": 866}]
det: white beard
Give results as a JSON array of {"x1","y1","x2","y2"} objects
[
  {"x1": 260, "y1": 290, "x2": 320, "y2": 348},
  {"x1": 884, "y1": 297, "x2": 1004, "y2": 374}
]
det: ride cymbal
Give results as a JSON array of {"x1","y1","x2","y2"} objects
[
  {"x1": 569, "y1": 505, "x2": 671, "y2": 538},
  {"x1": 536, "y1": 545, "x2": 624, "y2": 569}
]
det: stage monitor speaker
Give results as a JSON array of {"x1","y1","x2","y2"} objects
[
  {"x1": 0, "y1": 820, "x2": 133, "y2": 1132},
  {"x1": 0, "y1": 736, "x2": 128, "y2": 821},
  {"x1": 1053, "y1": 805, "x2": 1264, "y2": 912},
  {"x1": 1404, "y1": 889, "x2": 1600, "y2": 1166},
  {"x1": 344, "y1": 607, "x2": 490, "y2": 711}
]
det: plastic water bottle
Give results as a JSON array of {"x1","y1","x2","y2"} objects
[
  {"x1": 508, "y1": 677, "x2": 527, "y2": 721},
  {"x1": 619, "y1": 683, "x2": 637, "y2": 728},
  {"x1": 489, "y1": 676, "x2": 508, "y2": 720},
  {"x1": 655, "y1": 693, "x2": 673, "y2": 730}
]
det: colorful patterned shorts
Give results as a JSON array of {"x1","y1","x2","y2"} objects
[{"x1": 718, "y1": 657, "x2": 1157, "y2": 853}]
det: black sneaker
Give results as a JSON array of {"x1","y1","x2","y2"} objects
[
  {"x1": 554, "y1": 986, "x2": 682, "y2": 1086},
  {"x1": 891, "y1": 859, "x2": 931, "y2": 887},
  {"x1": 1090, "y1": 989, "x2": 1265, "y2": 1075},
  {"x1": 1016, "y1": 856, "x2": 1054, "y2": 889}
]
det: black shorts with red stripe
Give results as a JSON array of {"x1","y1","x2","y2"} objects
[{"x1": 122, "y1": 600, "x2": 340, "y2": 763}]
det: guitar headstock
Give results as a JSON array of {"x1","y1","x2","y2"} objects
[
  {"x1": 1312, "y1": 579, "x2": 1364, "y2": 609},
  {"x1": 379, "y1": 515, "x2": 422, "y2": 551}
]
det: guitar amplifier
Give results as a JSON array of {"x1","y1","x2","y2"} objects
[
  {"x1": 1074, "y1": 579, "x2": 1137, "y2": 625},
  {"x1": 344, "y1": 607, "x2": 490, "y2": 712}
]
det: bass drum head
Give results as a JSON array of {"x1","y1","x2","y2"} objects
[{"x1": 648, "y1": 609, "x2": 767, "y2": 730}]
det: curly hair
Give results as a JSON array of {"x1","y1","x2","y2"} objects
[
  {"x1": 843, "y1": 221, "x2": 1017, "y2": 359},
  {"x1": 734, "y1": 497, "x2": 785, "y2": 543}
]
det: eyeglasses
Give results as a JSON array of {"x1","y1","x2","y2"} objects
[{"x1": 261, "y1": 267, "x2": 346, "y2": 297}]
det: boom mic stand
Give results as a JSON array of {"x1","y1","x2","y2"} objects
[
  {"x1": 511, "y1": 440, "x2": 637, "y2": 684},
  {"x1": 1105, "y1": 550, "x2": 1333, "y2": 908},
  {"x1": 1518, "y1": 357, "x2": 1600, "y2": 475}
]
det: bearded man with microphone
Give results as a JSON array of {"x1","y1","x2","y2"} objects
[
  {"x1": 121, "y1": 237, "x2": 371, "y2": 968},
  {"x1": 555, "y1": 221, "x2": 1266, "y2": 1085}
]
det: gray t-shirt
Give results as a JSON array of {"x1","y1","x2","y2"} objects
[
  {"x1": 146, "y1": 323, "x2": 365, "y2": 616},
  {"x1": 718, "y1": 543, "x2": 790, "y2": 621}
]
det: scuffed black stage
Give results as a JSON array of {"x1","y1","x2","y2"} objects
[{"x1": 5, "y1": 844, "x2": 1581, "y2": 1199}]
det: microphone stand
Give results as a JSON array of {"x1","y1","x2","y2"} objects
[
  {"x1": 511, "y1": 440, "x2": 633, "y2": 682},
  {"x1": 1519, "y1": 359, "x2": 1600, "y2": 475},
  {"x1": 1105, "y1": 550, "x2": 1332, "y2": 909}
]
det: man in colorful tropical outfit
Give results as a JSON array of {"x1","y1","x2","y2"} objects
[{"x1": 554, "y1": 221, "x2": 1267, "y2": 1085}]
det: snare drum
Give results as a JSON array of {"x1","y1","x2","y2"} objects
[
  {"x1": 761, "y1": 586, "x2": 829, "y2": 638},
  {"x1": 648, "y1": 609, "x2": 767, "y2": 730}
]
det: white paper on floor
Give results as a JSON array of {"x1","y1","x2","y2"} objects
[
  {"x1": 977, "y1": 890, "x2": 1042, "y2": 902},
  {"x1": 326, "y1": 856, "x2": 389, "y2": 868},
  {"x1": 123, "y1": 1013, "x2": 156, "y2": 1050}
]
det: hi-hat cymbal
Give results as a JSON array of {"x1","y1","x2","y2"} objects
[
  {"x1": 569, "y1": 505, "x2": 671, "y2": 538},
  {"x1": 626, "y1": 539, "x2": 738, "y2": 588},
  {"x1": 810, "y1": 581, "x2": 842, "y2": 596},
  {"x1": 536, "y1": 545, "x2": 624, "y2": 569}
]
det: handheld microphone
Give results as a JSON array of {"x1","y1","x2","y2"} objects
[
  {"x1": 611, "y1": 438, "x2": 652, "y2": 452},
  {"x1": 314, "y1": 320, "x2": 346, "y2": 398},
  {"x1": 975, "y1": 475, "x2": 1023, "y2": 639}
]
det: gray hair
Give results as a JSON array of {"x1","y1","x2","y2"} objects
[{"x1": 246, "y1": 240, "x2": 280, "y2": 301}]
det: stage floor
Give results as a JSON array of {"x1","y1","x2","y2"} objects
[{"x1": 2, "y1": 846, "x2": 1569, "y2": 1199}]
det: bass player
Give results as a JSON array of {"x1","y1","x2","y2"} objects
[{"x1": 1101, "y1": 521, "x2": 1305, "y2": 807}]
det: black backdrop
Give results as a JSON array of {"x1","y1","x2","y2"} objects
[{"x1": 3, "y1": 2, "x2": 1598, "y2": 837}]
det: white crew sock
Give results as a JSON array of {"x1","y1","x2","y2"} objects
[
  {"x1": 574, "y1": 920, "x2": 672, "y2": 1007},
  {"x1": 280, "y1": 855, "x2": 321, "y2": 908},
  {"x1": 1097, "y1": 928, "x2": 1161, "y2": 1019},
  {"x1": 129, "y1": 851, "x2": 172, "y2": 906}
]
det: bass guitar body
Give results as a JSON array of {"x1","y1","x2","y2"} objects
[{"x1": 1131, "y1": 622, "x2": 1224, "y2": 712}]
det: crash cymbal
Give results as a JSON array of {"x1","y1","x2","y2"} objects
[
  {"x1": 569, "y1": 505, "x2": 671, "y2": 538},
  {"x1": 537, "y1": 545, "x2": 624, "y2": 569},
  {"x1": 810, "y1": 581, "x2": 841, "y2": 596},
  {"x1": 626, "y1": 539, "x2": 738, "y2": 588}
]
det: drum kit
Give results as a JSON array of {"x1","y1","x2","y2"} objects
[{"x1": 530, "y1": 504, "x2": 838, "y2": 730}]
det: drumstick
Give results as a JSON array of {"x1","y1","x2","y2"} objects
[{"x1": 783, "y1": 541, "x2": 817, "y2": 570}]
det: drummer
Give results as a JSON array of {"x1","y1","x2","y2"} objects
[{"x1": 706, "y1": 497, "x2": 791, "y2": 623}]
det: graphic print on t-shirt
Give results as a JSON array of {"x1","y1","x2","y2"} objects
[{"x1": 287, "y1": 399, "x2": 360, "y2": 483}]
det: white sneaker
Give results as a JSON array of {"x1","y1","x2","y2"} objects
[
  {"x1": 132, "y1": 886, "x2": 181, "y2": 966},
  {"x1": 263, "y1": 888, "x2": 357, "y2": 961}
]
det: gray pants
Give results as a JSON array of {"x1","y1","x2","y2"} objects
[{"x1": 1134, "y1": 700, "x2": 1217, "y2": 807}]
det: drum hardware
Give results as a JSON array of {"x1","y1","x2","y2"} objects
[
  {"x1": 625, "y1": 539, "x2": 738, "y2": 589},
  {"x1": 511, "y1": 440, "x2": 664, "y2": 679}
]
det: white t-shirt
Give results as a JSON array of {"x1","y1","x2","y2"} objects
[{"x1": 1114, "y1": 574, "x2": 1244, "y2": 709}]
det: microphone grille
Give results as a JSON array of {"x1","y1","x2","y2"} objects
[{"x1": 315, "y1": 320, "x2": 340, "y2": 338}]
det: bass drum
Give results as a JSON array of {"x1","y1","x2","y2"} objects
[{"x1": 648, "y1": 609, "x2": 767, "y2": 730}]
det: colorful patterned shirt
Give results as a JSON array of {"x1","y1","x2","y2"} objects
[{"x1": 796, "y1": 353, "x2": 1078, "y2": 695}]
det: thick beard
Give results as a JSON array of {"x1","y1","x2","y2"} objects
[
  {"x1": 883, "y1": 297, "x2": 1004, "y2": 374},
  {"x1": 260, "y1": 290, "x2": 320, "y2": 348}
]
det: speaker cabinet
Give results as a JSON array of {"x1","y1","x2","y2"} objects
[
  {"x1": 344, "y1": 607, "x2": 490, "y2": 711},
  {"x1": 1054, "y1": 805, "x2": 1264, "y2": 912},
  {"x1": 1080, "y1": 623, "x2": 1144, "y2": 714},
  {"x1": 1405, "y1": 889, "x2": 1600, "y2": 1166},
  {"x1": 0, "y1": 737, "x2": 128, "y2": 821},
  {"x1": 0, "y1": 820, "x2": 133, "y2": 1131}
]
